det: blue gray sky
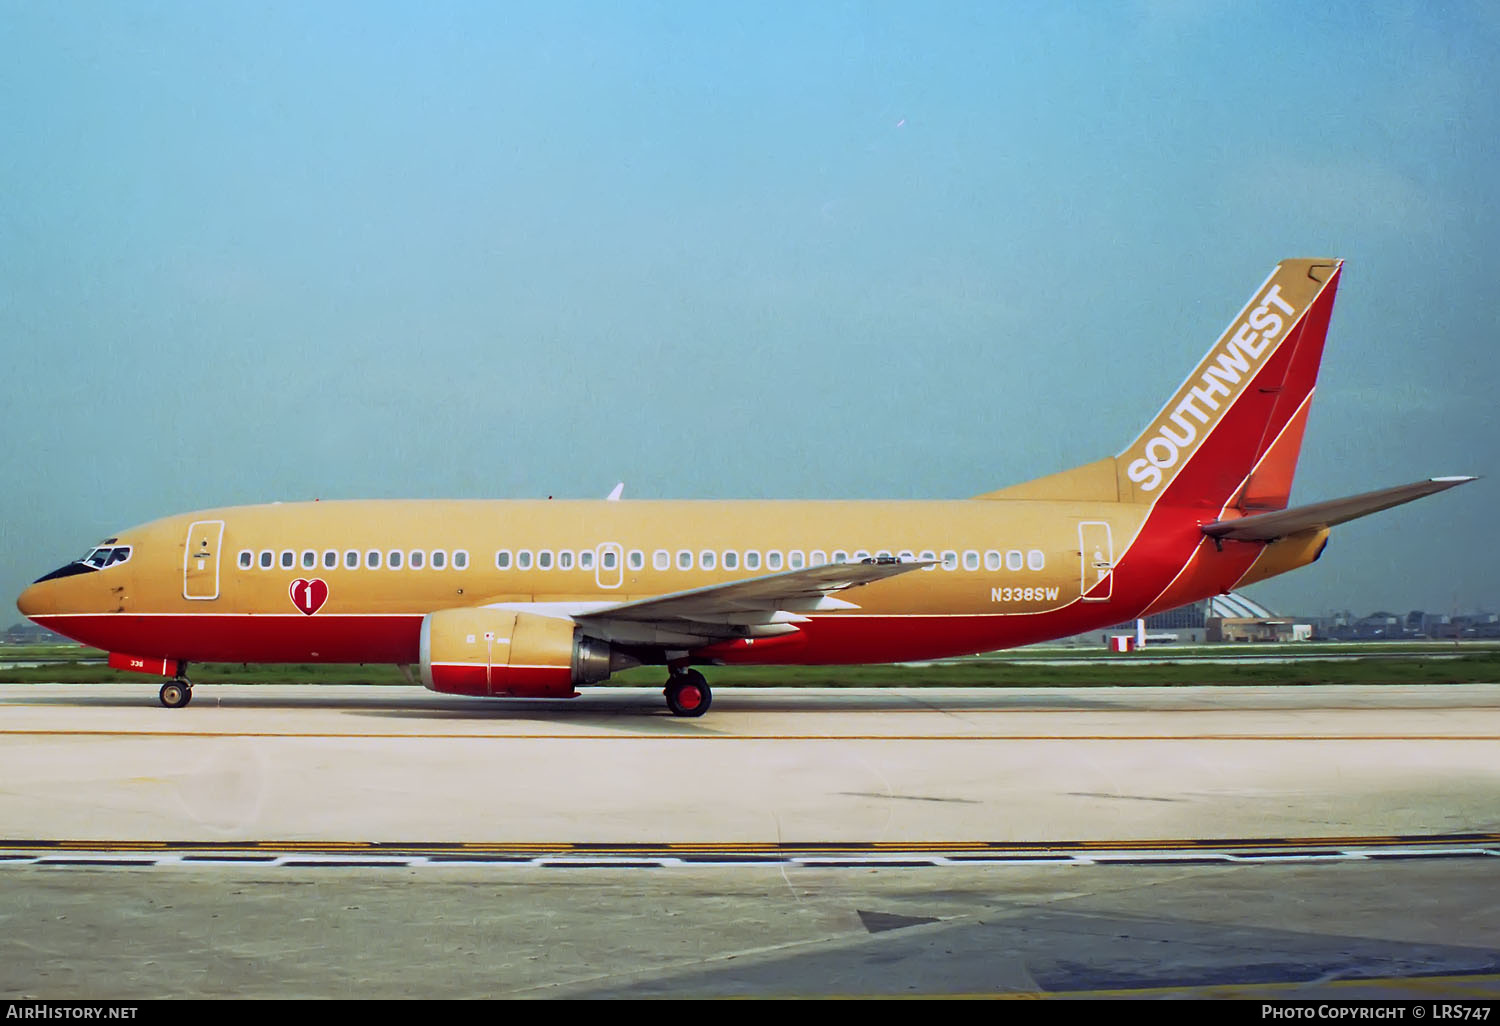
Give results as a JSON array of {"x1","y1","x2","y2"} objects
[{"x1": 2, "y1": 1, "x2": 1496, "y2": 619}]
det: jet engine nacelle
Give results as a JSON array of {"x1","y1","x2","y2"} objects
[{"x1": 419, "y1": 609, "x2": 621, "y2": 698}]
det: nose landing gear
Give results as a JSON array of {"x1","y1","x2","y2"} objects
[
  {"x1": 664, "y1": 668, "x2": 711, "y2": 718},
  {"x1": 159, "y1": 676, "x2": 193, "y2": 709}
]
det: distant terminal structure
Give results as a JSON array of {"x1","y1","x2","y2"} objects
[
  {"x1": 1127, "y1": 593, "x2": 1287, "y2": 645},
  {"x1": 1080, "y1": 596, "x2": 1500, "y2": 647},
  {"x1": 1077, "y1": 593, "x2": 1311, "y2": 647},
  {"x1": 1204, "y1": 593, "x2": 1277, "y2": 621}
]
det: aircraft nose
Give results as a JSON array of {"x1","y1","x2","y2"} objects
[{"x1": 16, "y1": 582, "x2": 41, "y2": 619}]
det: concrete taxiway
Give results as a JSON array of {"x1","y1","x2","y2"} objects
[
  {"x1": 2, "y1": 682, "x2": 1498, "y2": 843},
  {"x1": 1, "y1": 681, "x2": 1497, "y2": 998}
]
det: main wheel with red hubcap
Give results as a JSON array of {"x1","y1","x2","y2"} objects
[{"x1": 664, "y1": 669, "x2": 711, "y2": 718}]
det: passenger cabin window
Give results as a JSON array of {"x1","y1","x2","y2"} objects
[
  {"x1": 700, "y1": 550, "x2": 717, "y2": 571},
  {"x1": 345, "y1": 550, "x2": 359, "y2": 570},
  {"x1": 677, "y1": 550, "x2": 693, "y2": 570},
  {"x1": 1028, "y1": 549, "x2": 1046, "y2": 571},
  {"x1": 516, "y1": 550, "x2": 532, "y2": 571},
  {"x1": 985, "y1": 551, "x2": 1002, "y2": 571},
  {"x1": 832, "y1": 550, "x2": 849, "y2": 564},
  {"x1": 767, "y1": 551, "x2": 783, "y2": 571},
  {"x1": 580, "y1": 550, "x2": 595, "y2": 571},
  {"x1": 388, "y1": 550, "x2": 403, "y2": 570},
  {"x1": 627, "y1": 550, "x2": 643, "y2": 571},
  {"x1": 537, "y1": 550, "x2": 552, "y2": 570},
  {"x1": 722, "y1": 550, "x2": 739, "y2": 571},
  {"x1": 602, "y1": 550, "x2": 618, "y2": 570},
  {"x1": 853, "y1": 550, "x2": 870, "y2": 562},
  {"x1": 453, "y1": 550, "x2": 468, "y2": 570},
  {"x1": 323, "y1": 550, "x2": 338, "y2": 569},
  {"x1": 653, "y1": 550, "x2": 670, "y2": 571},
  {"x1": 898, "y1": 550, "x2": 915, "y2": 564},
  {"x1": 432, "y1": 550, "x2": 447, "y2": 570},
  {"x1": 302, "y1": 551, "x2": 316, "y2": 569},
  {"x1": 941, "y1": 550, "x2": 958, "y2": 571},
  {"x1": 409, "y1": 550, "x2": 426, "y2": 570},
  {"x1": 745, "y1": 551, "x2": 761, "y2": 571},
  {"x1": 919, "y1": 550, "x2": 937, "y2": 571},
  {"x1": 963, "y1": 550, "x2": 980, "y2": 571},
  {"x1": 259, "y1": 551, "x2": 273, "y2": 569},
  {"x1": 366, "y1": 550, "x2": 381, "y2": 570},
  {"x1": 809, "y1": 550, "x2": 827, "y2": 567},
  {"x1": 238, "y1": 551, "x2": 252, "y2": 569},
  {"x1": 789, "y1": 551, "x2": 805, "y2": 570},
  {"x1": 558, "y1": 550, "x2": 573, "y2": 570},
  {"x1": 281, "y1": 551, "x2": 295, "y2": 570},
  {"x1": 1006, "y1": 550, "x2": 1024, "y2": 572},
  {"x1": 496, "y1": 550, "x2": 511, "y2": 570}
]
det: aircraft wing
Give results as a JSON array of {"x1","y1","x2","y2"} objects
[
  {"x1": 573, "y1": 559, "x2": 933, "y2": 646},
  {"x1": 1202, "y1": 476, "x2": 1477, "y2": 543}
]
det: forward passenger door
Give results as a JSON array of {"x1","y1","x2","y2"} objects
[{"x1": 183, "y1": 520, "x2": 225, "y2": 600}]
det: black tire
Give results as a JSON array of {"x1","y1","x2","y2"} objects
[
  {"x1": 664, "y1": 670, "x2": 712, "y2": 718},
  {"x1": 159, "y1": 680, "x2": 191, "y2": 709}
]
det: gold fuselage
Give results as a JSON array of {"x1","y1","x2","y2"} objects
[{"x1": 17, "y1": 496, "x2": 1307, "y2": 668}]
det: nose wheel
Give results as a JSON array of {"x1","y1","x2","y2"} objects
[
  {"x1": 664, "y1": 669, "x2": 711, "y2": 717},
  {"x1": 159, "y1": 678, "x2": 193, "y2": 709}
]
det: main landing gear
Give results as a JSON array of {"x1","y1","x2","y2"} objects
[
  {"x1": 664, "y1": 668, "x2": 711, "y2": 718},
  {"x1": 159, "y1": 676, "x2": 193, "y2": 709}
]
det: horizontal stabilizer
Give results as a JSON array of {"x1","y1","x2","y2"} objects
[{"x1": 1202, "y1": 477, "x2": 1477, "y2": 542}]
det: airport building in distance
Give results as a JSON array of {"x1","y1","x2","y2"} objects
[{"x1": 1088, "y1": 596, "x2": 1500, "y2": 646}]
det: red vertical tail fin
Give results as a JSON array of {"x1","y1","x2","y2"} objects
[{"x1": 1114, "y1": 259, "x2": 1342, "y2": 510}]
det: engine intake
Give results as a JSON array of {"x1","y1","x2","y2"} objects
[{"x1": 419, "y1": 609, "x2": 628, "y2": 698}]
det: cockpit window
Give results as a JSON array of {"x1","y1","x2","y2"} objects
[
  {"x1": 35, "y1": 542, "x2": 129, "y2": 584},
  {"x1": 81, "y1": 545, "x2": 131, "y2": 569}
]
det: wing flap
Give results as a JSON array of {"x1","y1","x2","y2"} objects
[
  {"x1": 1203, "y1": 476, "x2": 1477, "y2": 542},
  {"x1": 574, "y1": 559, "x2": 932, "y2": 645}
]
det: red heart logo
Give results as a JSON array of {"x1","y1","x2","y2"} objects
[{"x1": 289, "y1": 578, "x2": 329, "y2": 615}]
